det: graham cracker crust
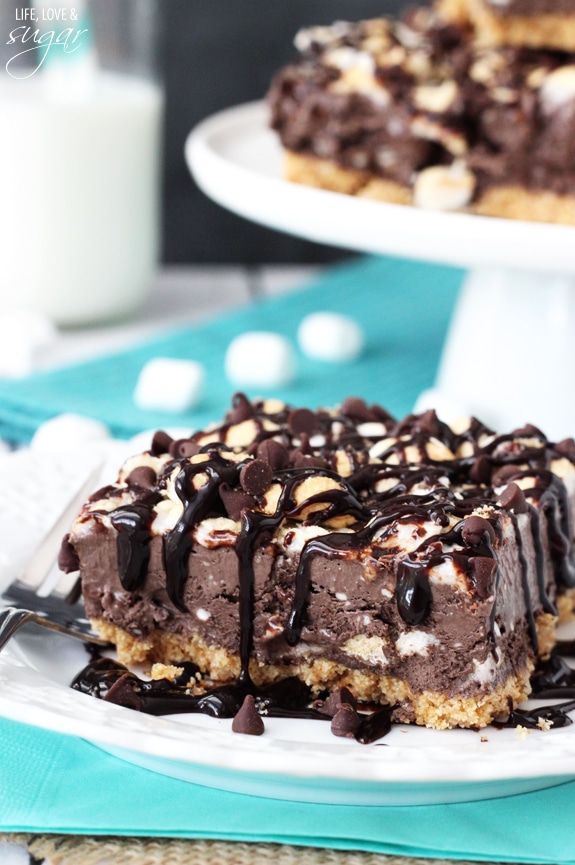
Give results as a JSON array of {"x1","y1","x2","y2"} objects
[
  {"x1": 92, "y1": 617, "x2": 535, "y2": 730},
  {"x1": 438, "y1": 0, "x2": 575, "y2": 51},
  {"x1": 284, "y1": 151, "x2": 575, "y2": 225}
]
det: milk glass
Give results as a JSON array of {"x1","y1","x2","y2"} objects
[{"x1": 0, "y1": 0, "x2": 163, "y2": 325}]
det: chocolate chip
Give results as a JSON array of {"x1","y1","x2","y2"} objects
[
  {"x1": 340, "y1": 397, "x2": 376, "y2": 423},
  {"x1": 491, "y1": 463, "x2": 521, "y2": 487},
  {"x1": 297, "y1": 432, "x2": 312, "y2": 455},
  {"x1": 58, "y1": 533, "x2": 79, "y2": 573},
  {"x1": 169, "y1": 438, "x2": 200, "y2": 458},
  {"x1": 292, "y1": 451, "x2": 327, "y2": 470},
  {"x1": 125, "y1": 465, "x2": 157, "y2": 492},
  {"x1": 512, "y1": 423, "x2": 545, "y2": 440},
  {"x1": 219, "y1": 483, "x2": 254, "y2": 520},
  {"x1": 469, "y1": 455, "x2": 491, "y2": 484},
  {"x1": 331, "y1": 704, "x2": 361, "y2": 738},
  {"x1": 88, "y1": 484, "x2": 117, "y2": 502},
  {"x1": 461, "y1": 515, "x2": 496, "y2": 547},
  {"x1": 150, "y1": 430, "x2": 173, "y2": 456},
  {"x1": 288, "y1": 408, "x2": 318, "y2": 437},
  {"x1": 498, "y1": 482, "x2": 528, "y2": 514},
  {"x1": 555, "y1": 438, "x2": 575, "y2": 462},
  {"x1": 228, "y1": 392, "x2": 255, "y2": 424},
  {"x1": 240, "y1": 460, "x2": 273, "y2": 496},
  {"x1": 103, "y1": 674, "x2": 142, "y2": 711},
  {"x1": 467, "y1": 556, "x2": 497, "y2": 599},
  {"x1": 256, "y1": 439, "x2": 288, "y2": 470},
  {"x1": 317, "y1": 686, "x2": 357, "y2": 717},
  {"x1": 232, "y1": 694, "x2": 265, "y2": 735},
  {"x1": 415, "y1": 409, "x2": 440, "y2": 437},
  {"x1": 370, "y1": 404, "x2": 394, "y2": 424}
]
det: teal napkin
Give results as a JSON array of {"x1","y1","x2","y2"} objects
[
  {"x1": 2, "y1": 715, "x2": 575, "y2": 861},
  {"x1": 0, "y1": 256, "x2": 463, "y2": 444}
]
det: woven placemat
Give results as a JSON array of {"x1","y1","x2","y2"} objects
[{"x1": 2, "y1": 835, "x2": 519, "y2": 865}]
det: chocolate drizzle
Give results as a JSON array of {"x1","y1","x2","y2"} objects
[
  {"x1": 235, "y1": 508, "x2": 280, "y2": 683},
  {"x1": 72, "y1": 657, "x2": 337, "y2": 725},
  {"x1": 395, "y1": 561, "x2": 433, "y2": 626},
  {"x1": 109, "y1": 504, "x2": 154, "y2": 593}
]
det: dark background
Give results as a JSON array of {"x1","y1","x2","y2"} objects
[{"x1": 160, "y1": 1, "x2": 408, "y2": 264}]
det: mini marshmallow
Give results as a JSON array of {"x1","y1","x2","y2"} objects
[
  {"x1": 225, "y1": 332, "x2": 296, "y2": 388},
  {"x1": 133, "y1": 357, "x2": 205, "y2": 413},
  {"x1": 297, "y1": 312, "x2": 365, "y2": 363},
  {"x1": 30, "y1": 413, "x2": 111, "y2": 452},
  {"x1": 0, "y1": 309, "x2": 58, "y2": 379}
]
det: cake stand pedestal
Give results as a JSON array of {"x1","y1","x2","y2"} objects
[{"x1": 435, "y1": 267, "x2": 575, "y2": 439}]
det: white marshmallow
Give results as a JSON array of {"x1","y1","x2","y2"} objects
[
  {"x1": 133, "y1": 357, "x2": 205, "y2": 413},
  {"x1": 413, "y1": 164, "x2": 475, "y2": 211},
  {"x1": 30, "y1": 413, "x2": 111, "y2": 452},
  {"x1": 0, "y1": 310, "x2": 57, "y2": 379},
  {"x1": 540, "y1": 65, "x2": 575, "y2": 111},
  {"x1": 297, "y1": 312, "x2": 365, "y2": 362},
  {"x1": 225, "y1": 332, "x2": 296, "y2": 387}
]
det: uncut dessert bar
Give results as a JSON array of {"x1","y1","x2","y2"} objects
[
  {"x1": 60, "y1": 394, "x2": 575, "y2": 730},
  {"x1": 268, "y1": 8, "x2": 575, "y2": 223}
]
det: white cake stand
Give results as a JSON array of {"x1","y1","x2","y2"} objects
[{"x1": 185, "y1": 101, "x2": 575, "y2": 440}]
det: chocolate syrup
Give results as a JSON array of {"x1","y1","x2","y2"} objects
[
  {"x1": 395, "y1": 561, "x2": 433, "y2": 626},
  {"x1": 71, "y1": 648, "x2": 575, "y2": 742},
  {"x1": 498, "y1": 701, "x2": 575, "y2": 731},
  {"x1": 163, "y1": 455, "x2": 238, "y2": 612},
  {"x1": 109, "y1": 504, "x2": 154, "y2": 593},
  {"x1": 71, "y1": 657, "x2": 336, "y2": 723}
]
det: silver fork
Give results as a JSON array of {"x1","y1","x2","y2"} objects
[{"x1": 0, "y1": 463, "x2": 110, "y2": 652}]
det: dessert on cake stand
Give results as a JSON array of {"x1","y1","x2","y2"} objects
[{"x1": 186, "y1": 101, "x2": 575, "y2": 440}]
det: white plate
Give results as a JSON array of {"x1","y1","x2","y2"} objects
[
  {"x1": 2, "y1": 448, "x2": 575, "y2": 807},
  {"x1": 185, "y1": 100, "x2": 575, "y2": 275}
]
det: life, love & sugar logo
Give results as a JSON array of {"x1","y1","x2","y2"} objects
[{"x1": 5, "y1": 6, "x2": 89, "y2": 78}]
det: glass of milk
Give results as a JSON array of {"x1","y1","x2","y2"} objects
[{"x1": 0, "y1": 0, "x2": 163, "y2": 325}]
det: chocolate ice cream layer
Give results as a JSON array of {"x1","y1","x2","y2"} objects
[{"x1": 63, "y1": 395, "x2": 575, "y2": 729}]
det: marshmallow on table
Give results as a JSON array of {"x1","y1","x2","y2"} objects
[
  {"x1": 133, "y1": 357, "x2": 205, "y2": 413},
  {"x1": 297, "y1": 312, "x2": 365, "y2": 363},
  {"x1": 225, "y1": 332, "x2": 296, "y2": 388},
  {"x1": 30, "y1": 413, "x2": 111, "y2": 452},
  {"x1": 0, "y1": 309, "x2": 57, "y2": 378}
]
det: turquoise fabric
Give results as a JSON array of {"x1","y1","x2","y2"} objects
[
  {"x1": 2, "y1": 715, "x2": 575, "y2": 861},
  {"x1": 0, "y1": 255, "x2": 464, "y2": 444}
]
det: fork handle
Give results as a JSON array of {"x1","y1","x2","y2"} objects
[{"x1": 0, "y1": 607, "x2": 37, "y2": 653}]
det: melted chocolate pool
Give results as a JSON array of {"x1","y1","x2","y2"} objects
[{"x1": 71, "y1": 642, "x2": 575, "y2": 743}]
